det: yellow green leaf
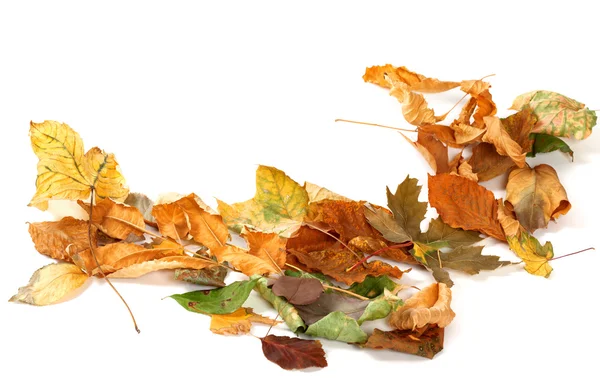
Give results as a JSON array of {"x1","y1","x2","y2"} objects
[
  {"x1": 507, "y1": 231, "x2": 554, "y2": 278},
  {"x1": 29, "y1": 121, "x2": 128, "y2": 210},
  {"x1": 9, "y1": 263, "x2": 89, "y2": 305}
]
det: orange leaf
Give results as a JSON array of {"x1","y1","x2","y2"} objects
[
  {"x1": 481, "y1": 116, "x2": 526, "y2": 168},
  {"x1": 428, "y1": 174, "x2": 505, "y2": 241},
  {"x1": 175, "y1": 194, "x2": 229, "y2": 251},
  {"x1": 28, "y1": 217, "x2": 97, "y2": 261},
  {"x1": 468, "y1": 142, "x2": 516, "y2": 182},
  {"x1": 152, "y1": 202, "x2": 189, "y2": 241},
  {"x1": 242, "y1": 228, "x2": 287, "y2": 271},
  {"x1": 80, "y1": 198, "x2": 145, "y2": 240},
  {"x1": 213, "y1": 245, "x2": 281, "y2": 276},
  {"x1": 210, "y1": 307, "x2": 280, "y2": 335},
  {"x1": 363, "y1": 64, "x2": 459, "y2": 93},
  {"x1": 389, "y1": 283, "x2": 455, "y2": 330}
]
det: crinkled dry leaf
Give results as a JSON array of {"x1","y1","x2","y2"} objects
[
  {"x1": 107, "y1": 257, "x2": 212, "y2": 278},
  {"x1": 28, "y1": 217, "x2": 97, "y2": 261},
  {"x1": 364, "y1": 325, "x2": 444, "y2": 359},
  {"x1": 389, "y1": 283, "x2": 455, "y2": 330},
  {"x1": 497, "y1": 200, "x2": 520, "y2": 237},
  {"x1": 390, "y1": 83, "x2": 437, "y2": 126},
  {"x1": 362, "y1": 64, "x2": 459, "y2": 93},
  {"x1": 400, "y1": 131, "x2": 449, "y2": 174},
  {"x1": 210, "y1": 307, "x2": 280, "y2": 336},
  {"x1": 242, "y1": 228, "x2": 287, "y2": 272},
  {"x1": 9, "y1": 263, "x2": 89, "y2": 306},
  {"x1": 152, "y1": 202, "x2": 189, "y2": 241},
  {"x1": 213, "y1": 245, "x2": 281, "y2": 276},
  {"x1": 481, "y1": 116, "x2": 526, "y2": 168},
  {"x1": 452, "y1": 123, "x2": 486, "y2": 145},
  {"x1": 124, "y1": 192, "x2": 156, "y2": 226},
  {"x1": 175, "y1": 194, "x2": 229, "y2": 251},
  {"x1": 507, "y1": 230, "x2": 554, "y2": 278},
  {"x1": 468, "y1": 142, "x2": 516, "y2": 181},
  {"x1": 305, "y1": 182, "x2": 350, "y2": 202},
  {"x1": 261, "y1": 335, "x2": 327, "y2": 370},
  {"x1": 419, "y1": 124, "x2": 460, "y2": 148},
  {"x1": 80, "y1": 198, "x2": 145, "y2": 240},
  {"x1": 428, "y1": 173, "x2": 505, "y2": 241},
  {"x1": 28, "y1": 120, "x2": 128, "y2": 210}
]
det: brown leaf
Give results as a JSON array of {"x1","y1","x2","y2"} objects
[
  {"x1": 261, "y1": 335, "x2": 327, "y2": 370},
  {"x1": 468, "y1": 142, "x2": 516, "y2": 181},
  {"x1": 347, "y1": 236, "x2": 416, "y2": 264},
  {"x1": 452, "y1": 123, "x2": 486, "y2": 145},
  {"x1": 501, "y1": 107, "x2": 537, "y2": 154},
  {"x1": 28, "y1": 217, "x2": 97, "y2": 261},
  {"x1": 400, "y1": 131, "x2": 449, "y2": 174},
  {"x1": 286, "y1": 225, "x2": 341, "y2": 254},
  {"x1": 364, "y1": 325, "x2": 445, "y2": 359},
  {"x1": 80, "y1": 198, "x2": 145, "y2": 240},
  {"x1": 419, "y1": 124, "x2": 461, "y2": 148},
  {"x1": 362, "y1": 64, "x2": 459, "y2": 93},
  {"x1": 107, "y1": 257, "x2": 212, "y2": 278},
  {"x1": 175, "y1": 194, "x2": 229, "y2": 251},
  {"x1": 453, "y1": 96, "x2": 477, "y2": 126},
  {"x1": 152, "y1": 203, "x2": 189, "y2": 241},
  {"x1": 272, "y1": 276, "x2": 324, "y2": 305},
  {"x1": 455, "y1": 158, "x2": 478, "y2": 182},
  {"x1": 242, "y1": 228, "x2": 287, "y2": 271},
  {"x1": 481, "y1": 116, "x2": 526, "y2": 168},
  {"x1": 210, "y1": 308, "x2": 280, "y2": 336},
  {"x1": 294, "y1": 291, "x2": 369, "y2": 325},
  {"x1": 505, "y1": 164, "x2": 571, "y2": 233},
  {"x1": 389, "y1": 283, "x2": 455, "y2": 330},
  {"x1": 213, "y1": 245, "x2": 281, "y2": 276},
  {"x1": 289, "y1": 249, "x2": 405, "y2": 285},
  {"x1": 124, "y1": 192, "x2": 157, "y2": 227},
  {"x1": 428, "y1": 174, "x2": 505, "y2": 241}
]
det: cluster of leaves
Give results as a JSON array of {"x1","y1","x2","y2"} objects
[{"x1": 9, "y1": 65, "x2": 595, "y2": 370}]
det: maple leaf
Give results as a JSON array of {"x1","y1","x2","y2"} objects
[
  {"x1": 124, "y1": 192, "x2": 156, "y2": 226},
  {"x1": 209, "y1": 307, "x2": 280, "y2": 336},
  {"x1": 28, "y1": 217, "x2": 97, "y2": 261},
  {"x1": 505, "y1": 164, "x2": 571, "y2": 233},
  {"x1": 386, "y1": 177, "x2": 427, "y2": 240},
  {"x1": 9, "y1": 263, "x2": 89, "y2": 306},
  {"x1": 428, "y1": 173, "x2": 505, "y2": 241},
  {"x1": 260, "y1": 335, "x2": 327, "y2": 370},
  {"x1": 254, "y1": 276, "x2": 306, "y2": 332},
  {"x1": 418, "y1": 217, "x2": 483, "y2": 248},
  {"x1": 529, "y1": 134, "x2": 574, "y2": 160},
  {"x1": 289, "y1": 249, "x2": 405, "y2": 285},
  {"x1": 169, "y1": 278, "x2": 259, "y2": 315},
  {"x1": 217, "y1": 165, "x2": 308, "y2": 237},
  {"x1": 510, "y1": 90, "x2": 597, "y2": 139},
  {"x1": 389, "y1": 283, "x2": 455, "y2": 330},
  {"x1": 364, "y1": 325, "x2": 444, "y2": 359},
  {"x1": 272, "y1": 276, "x2": 324, "y2": 305},
  {"x1": 294, "y1": 291, "x2": 370, "y2": 325},
  {"x1": 28, "y1": 120, "x2": 128, "y2": 210},
  {"x1": 305, "y1": 312, "x2": 368, "y2": 343}
]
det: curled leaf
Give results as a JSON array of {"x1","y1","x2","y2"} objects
[
  {"x1": 389, "y1": 283, "x2": 455, "y2": 330},
  {"x1": 481, "y1": 116, "x2": 526, "y2": 168},
  {"x1": 124, "y1": 192, "x2": 156, "y2": 226},
  {"x1": 213, "y1": 245, "x2": 281, "y2": 276},
  {"x1": 253, "y1": 276, "x2": 306, "y2": 333},
  {"x1": 210, "y1": 307, "x2": 280, "y2": 336},
  {"x1": 80, "y1": 198, "x2": 145, "y2": 240},
  {"x1": 28, "y1": 217, "x2": 96, "y2": 261},
  {"x1": 364, "y1": 325, "x2": 444, "y2": 359}
]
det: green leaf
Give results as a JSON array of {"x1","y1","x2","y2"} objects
[
  {"x1": 217, "y1": 165, "x2": 309, "y2": 237},
  {"x1": 528, "y1": 133, "x2": 574, "y2": 161},
  {"x1": 357, "y1": 291, "x2": 403, "y2": 324},
  {"x1": 419, "y1": 217, "x2": 483, "y2": 249},
  {"x1": 386, "y1": 176, "x2": 428, "y2": 240},
  {"x1": 305, "y1": 312, "x2": 368, "y2": 344},
  {"x1": 347, "y1": 275, "x2": 399, "y2": 299},
  {"x1": 253, "y1": 276, "x2": 306, "y2": 333},
  {"x1": 169, "y1": 278, "x2": 259, "y2": 315},
  {"x1": 510, "y1": 90, "x2": 596, "y2": 140},
  {"x1": 411, "y1": 244, "x2": 454, "y2": 287},
  {"x1": 507, "y1": 231, "x2": 554, "y2": 278}
]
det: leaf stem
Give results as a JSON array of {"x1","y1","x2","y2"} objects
[
  {"x1": 345, "y1": 242, "x2": 412, "y2": 272},
  {"x1": 335, "y1": 119, "x2": 418, "y2": 133},
  {"x1": 88, "y1": 189, "x2": 140, "y2": 334},
  {"x1": 549, "y1": 247, "x2": 595, "y2": 261}
]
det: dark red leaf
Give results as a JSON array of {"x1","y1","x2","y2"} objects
[{"x1": 260, "y1": 335, "x2": 328, "y2": 370}]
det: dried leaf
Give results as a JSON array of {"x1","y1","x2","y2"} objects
[
  {"x1": 510, "y1": 90, "x2": 596, "y2": 139},
  {"x1": 439, "y1": 246, "x2": 511, "y2": 275},
  {"x1": 152, "y1": 202, "x2": 189, "y2": 241},
  {"x1": 501, "y1": 107, "x2": 537, "y2": 154},
  {"x1": 419, "y1": 124, "x2": 460, "y2": 148},
  {"x1": 347, "y1": 275, "x2": 400, "y2": 299},
  {"x1": 452, "y1": 123, "x2": 486, "y2": 145},
  {"x1": 217, "y1": 165, "x2": 308, "y2": 237},
  {"x1": 389, "y1": 283, "x2": 455, "y2": 330},
  {"x1": 169, "y1": 278, "x2": 259, "y2": 315},
  {"x1": 390, "y1": 84, "x2": 437, "y2": 126},
  {"x1": 481, "y1": 116, "x2": 526, "y2": 168},
  {"x1": 428, "y1": 173, "x2": 505, "y2": 241},
  {"x1": 28, "y1": 217, "x2": 96, "y2": 261},
  {"x1": 253, "y1": 276, "x2": 306, "y2": 333},
  {"x1": 28, "y1": 121, "x2": 128, "y2": 210},
  {"x1": 358, "y1": 291, "x2": 403, "y2": 324},
  {"x1": 210, "y1": 307, "x2": 280, "y2": 336},
  {"x1": 386, "y1": 176, "x2": 428, "y2": 240},
  {"x1": 305, "y1": 312, "x2": 368, "y2": 344},
  {"x1": 363, "y1": 64, "x2": 459, "y2": 93},
  {"x1": 289, "y1": 249, "x2": 405, "y2": 285},
  {"x1": 418, "y1": 217, "x2": 483, "y2": 249},
  {"x1": 124, "y1": 192, "x2": 156, "y2": 226},
  {"x1": 400, "y1": 131, "x2": 449, "y2": 174},
  {"x1": 272, "y1": 276, "x2": 324, "y2": 305},
  {"x1": 213, "y1": 245, "x2": 280, "y2": 276},
  {"x1": 364, "y1": 325, "x2": 444, "y2": 359},
  {"x1": 468, "y1": 142, "x2": 516, "y2": 181},
  {"x1": 529, "y1": 134, "x2": 574, "y2": 161},
  {"x1": 507, "y1": 230, "x2": 554, "y2": 278},
  {"x1": 261, "y1": 335, "x2": 327, "y2": 370},
  {"x1": 174, "y1": 266, "x2": 227, "y2": 287},
  {"x1": 286, "y1": 225, "x2": 340, "y2": 254},
  {"x1": 363, "y1": 205, "x2": 411, "y2": 244},
  {"x1": 9, "y1": 263, "x2": 89, "y2": 305},
  {"x1": 81, "y1": 198, "x2": 145, "y2": 240},
  {"x1": 295, "y1": 292, "x2": 369, "y2": 325},
  {"x1": 505, "y1": 164, "x2": 571, "y2": 233},
  {"x1": 497, "y1": 200, "x2": 520, "y2": 237},
  {"x1": 347, "y1": 236, "x2": 416, "y2": 264},
  {"x1": 242, "y1": 228, "x2": 286, "y2": 272},
  {"x1": 107, "y1": 257, "x2": 212, "y2": 278},
  {"x1": 175, "y1": 194, "x2": 229, "y2": 251},
  {"x1": 305, "y1": 182, "x2": 350, "y2": 202}
]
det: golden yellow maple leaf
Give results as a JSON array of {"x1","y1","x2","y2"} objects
[
  {"x1": 210, "y1": 307, "x2": 280, "y2": 335},
  {"x1": 29, "y1": 121, "x2": 128, "y2": 210}
]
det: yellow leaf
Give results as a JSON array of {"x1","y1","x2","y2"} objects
[
  {"x1": 452, "y1": 123, "x2": 486, "y2": 145},
  {"x1": 390, "y1": 84, "x2": 436, "y2": 126},
  {"x1": 213, "y1": 245, "x2": 280, "y2": 276},
  {"x1": 29, "y1": 121, "x2": 128, "y2": 210},
  {"x1": 507, "y1": 231, "x2": 554, "y2": 278},
  {"x1": 497, "y1": 200, "x2": 520, "y2": 237},
  {"x1": 9, "y1": 263, "x2": 89, "y2": 306},
  {"x1": 482, "y1": 116, "x2": 526, "y2": 168},
  {"x1": 389, "y1": 283, "x2": 455, "y2": 330},
  {"x1": 210, "y1": 307, "x2": 280, "y2": 336}
]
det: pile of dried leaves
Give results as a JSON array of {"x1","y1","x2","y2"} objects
[{"x1": 10, "y1": 64, "x2": 596, "y2": 370}]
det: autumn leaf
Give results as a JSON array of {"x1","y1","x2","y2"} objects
[
  {"x1": 80, "y1": 198, "x2": 145, "y2": 240},
  {"x1": 305, "y1": 312, "x2": 368, "y2": 343},
  {"x1": 9, "y1": 263, "x2": 89, "y2": 306},
  {"x1": 253, "y1": 276, "x2": 306, "y2": 333},
  {"x1": 286, "y1": 224, "x2": 341, "y2": 254},
  {"x1": 124, "y1": 192, "x2": 156, "y2": 226},
  {"x1": 28, "y1": 120, "x2": 128, "y2": 210},
  {"x1": 213, "y1": 245, "x2": 281, "y2": 276},
  {"x1": 452, "y1": 123, "x2": 486, "y2": 145},
  {"x1": 152, "y1": 202, "x2": 189, "y2": 241},
  {"x1": 217, "y1": 165, "x2": 308, "y2": 237},
  {"x1": 174, "y1": 253, "x2": 227, "y2": 287},
  {"x1": 305, "y1": 182, "x2": 350, "y2": 202},
  {"x1": 481, "y1": 116, "x2": 526, "y2": 168},
  {"x1": 175, "y1": 194, "x2": 229, "y2": 251},
  {"x1": 169, "y1": 278, "x2": 259, "y2": 315},
  {"x1": 505, "y1": 164, "x2": 571, "y2": 233},
  {"x1": 294, "y1": 291, "x2": 369, "y2": 326},
  {"x1": 261, "y1": 335, "x2": 327, "y2": 370},
  {"x1": 468, "y1": 142, "x2": 517, "y2": 181},
  {"x1": 242, "y1": 228, "x2": 287, "y2": 272},
  {"x1": 508, "y1": 230, "x2": 554, "y2": 278},
  {"x1": 289, "y1": 249, "x2": 405, "y2": 285},
  {"x1": 272, "y1": 276, "x2": 324, "y2": 305},
  {"x1": 529, "y1": 134, "x2": 574, "y2": 160},
  {"x1": 210, "y1": 307, "x2": 280, "y2": 336},
  {"x1": 428, "y1": 173, "x2": 505, "y2": 241},
  {"x1": 459, "y1": 81, "x2": 497, "y2": 128},
  {"x1": 510, "y1": 90, "x2": 596, "y2": 139},
  {"x1": 363, "y1": 204, "x2": 411, "y2": 244},
  {"x1": 28, "y1": 217, "x2": 97, "y2": 261},
  {"x1": 419, "y1": 124, "x2": 460, "y2": 148},
  {"x1": 363, "y1": 64, "x2": 460, "y2": 93},
  {"x1": 386, "y1": 177, "x2": 427, "y2": 240},
  {"x1": 390, "y1": 83, "x2": 437, "y2": 126},
  {"x1": 399, "y1": 131, "x2": 449, "y2": 174},
  {"x1": 358, "y1": 291, "x2": 403, "y2": 324},
  {"x1": 418, "y1": 217, "x2": 483, "y2": 249},
  {"x1": 364, "y1": 325, "x2": 444, "y2": 359},
  {"x1": 389, "y1": 283, "x2": 455, "y2": 330},
  {"x1": 347, "y1": 275, "x2": 400, "y2": 299}
]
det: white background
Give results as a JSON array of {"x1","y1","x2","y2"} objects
[{"x1": 1, "y1": 1, "x2": 599, "y2": 388}]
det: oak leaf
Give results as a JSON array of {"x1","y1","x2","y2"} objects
[
  {"x1": 428, "y1": 173, "x2": 505, "y2": 241},
  {"x1": 505, "y1": 164, "x2": 571, "y2": 233},
  {"x1": 9, "y1": 263, "x2": 89, "y2": 306},
  {"x1": 261, "y1": 335, "x2": 327, "y2": 370},
  {"x1": 28, "y1": 217, "x2": 97, "y2": 261},
  {"x1": 364, "y1": 325, "x2": 444, "y2": 359},
  {"x1": 510, "y1": 90, "x2": 596, "y2": 139},
  {"x1": 389, "y1": 283, "x2": 455, "y2": 330},
  {"x1": 481, "y1": 116, "x2": 526, "y2": 168},
  {"x1": 217, "y1": 165, "x2": 308, "y2": 237},
  {"x1": 272, "y1": 276, "x2": 324, "y2": 305},
  {"x1": 210, "y1": 307, "x2": 280, "y2": 336},
  {"x1": 28, "y1": 120, "x2": 128, "y2": 210}
]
